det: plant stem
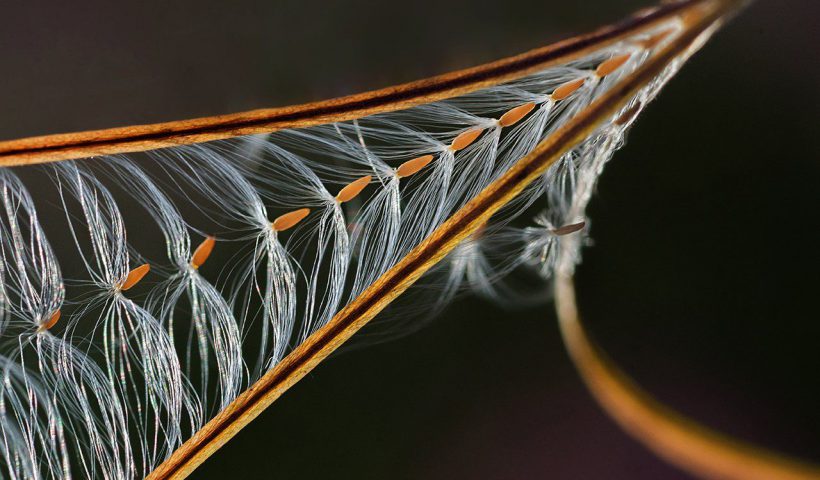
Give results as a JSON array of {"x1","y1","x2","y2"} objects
[{"x1": 554, "y1": 267, "x2": 820, "y2": 479}]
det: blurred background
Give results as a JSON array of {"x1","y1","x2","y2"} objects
[{"x1": 1, "y1": 0, "x2": 818, "y2": 478}]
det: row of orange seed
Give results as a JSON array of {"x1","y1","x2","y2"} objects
[{"x1": 39, "y1": 29, "x2": 672, "y2": 331}]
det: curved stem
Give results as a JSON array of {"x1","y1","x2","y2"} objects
[{"x1": 554, "y1": 269, "x2": 820, "y2": 480}]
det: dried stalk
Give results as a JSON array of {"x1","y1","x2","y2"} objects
[{"x1": 554, "y1": 268, "x2": 820, "y2": 480}]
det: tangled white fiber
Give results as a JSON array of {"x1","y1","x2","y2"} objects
[{"x1": 0, "y1": 4, "x2": 730, "y2": 477}]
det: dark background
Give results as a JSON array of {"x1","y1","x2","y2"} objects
[{"x1": 2, "y1": 1, "x2": 818, "y2": 478}]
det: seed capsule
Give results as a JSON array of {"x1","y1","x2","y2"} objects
[
  {"x1": 336, "y1": 175, "x2": 371, "y2": 203},
  {"x1": 191, "y1": 236, "x2": 216, "y2": 269},
  {"x1": 450, "y1": 128, "x2": 484, "y2": 151},
  {"x1": 552, "y1": 221, "x2": 586, "y2": 236},
  {"x1": 272, "y1": 208, "x2": 310, "y2": 232},
  {"x1": 596, "y1": 54, "x2": 631, "y2": 77},
  {"x1": 120, "y1": 263, "x2": 150, "y2": 291},
  {"x1": 396, "y1": 155, "x2": 434, "y2": 178},
  {"x1": 498, "y1": 103, "x2": 536, "y2": 127},
  {"x1": 551, "y1": 78, "x2": 586, "y2": 101}
]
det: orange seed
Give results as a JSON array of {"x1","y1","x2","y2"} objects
[
  {"x1": 40, "y1": 309, "x2": 61, "y2": 331},
  {"x1": 552, "y1": 221, "x2": 586, "y2": 236},
  {"x1": 551, "y1": 78, "x2": 586, "y2": 101},
  {"x1": 191, "y1": 236, "x2": 216, "y2": 269},
  {"x1": 396, "y1": 155, "x2": 434, "y2": 178},
  {"x1": 272, "y1": 208, "x2": 310, "y2": 232},
  {"x1": 596, "y1": 54, "x2": 631, "y2": 77},
  {"x1": 336, "y1": 175, "x2": 371, "y2": 203},
  {"x1": 450, "y1": 128, "x2": 484, "y2": 151},
  {"x1": 498, "y1": 103, "x2": 536, "y2": 127},
  {"x1": 120, "y1": 263, "x2": 150, "y2": 291}
]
